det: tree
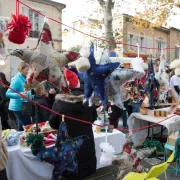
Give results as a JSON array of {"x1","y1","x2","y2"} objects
[
  {"x1": 86, "y1": 0, "x2": 116, "y2": 50},
  {"x1": 133, "y1": 0, "x2": 180, "y2": 29},
  {"x1": 70, "y1": 45, "x2": 81, "y2": 53}
]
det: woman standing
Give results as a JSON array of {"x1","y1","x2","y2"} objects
[
  {"x1": 0, "y1": 72, "x2": 10, "y2": 129},
  {"x1": 6, "y1": 62, "x2": 29, "y2": 131},
  {"x1": 48, "y1": 70, "x2": 97, "y2": 179},
  {"x1": 0, "y1": 120, "x2": 8, "y2": 180}
]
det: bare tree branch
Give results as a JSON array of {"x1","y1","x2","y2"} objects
[{"x1": 97, "y1": 0, "x2": 105, "y2": 7}]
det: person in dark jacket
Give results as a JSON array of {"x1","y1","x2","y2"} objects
[
  {"x1": 0, "y1": 72, "x2": 11, "y2": 129},
  {"x1": 48, "y1": 88, "x2": 97, "y2": 178},
  {"x1": 31, "y1": 83, "x2": 49, "y2": 123},
  {"x1": 42, "y1": 81, "x2": 59, "y2": 109},
  {"x1": 108, "y1": 104, "x2": 122, "y2": 128}
]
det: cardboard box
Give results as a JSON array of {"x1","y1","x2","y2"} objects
[{"x1": 168, "y1": 131, "x2": 179, "y2": 146}]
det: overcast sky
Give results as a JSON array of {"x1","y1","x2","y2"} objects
[{"x1": 54, "y1": 0, "x2": 180, "y2": 30}]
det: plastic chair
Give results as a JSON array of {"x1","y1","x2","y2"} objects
[
  {"x1": 164, "y1": 131, "x2": 180, "y2": 176},
  {"x1": 123, "y1": 152, "x2": 174, "y2": 180}
]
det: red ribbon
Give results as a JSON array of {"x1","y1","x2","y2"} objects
[{"x1": 16, "y1": 0, "x2": 20, "y2": 16}]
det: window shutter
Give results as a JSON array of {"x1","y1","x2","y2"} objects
[
  {"x1": 22, "y1": 7, "x2": 29, "y2": 17},
  {"x1": 38, "y1": 11, "x2": 45, "y2": 31},
  {"x1": 147, "y1": 38, "x2": 153, "y2": 54},
  {"x1": 132, "y1": 35, "x2": 137, "y2": 46},
  {"x1": 127, "y1": 34, "x2": 131, "y2": 50},
  {"x1": 175, "y1": 47, "x2": 180, "y2": 59}
]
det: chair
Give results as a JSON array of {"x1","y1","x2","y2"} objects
[
  {"x1": 123, "y1": 152, "x2": 174, "y2": 180},
  {"x1": 164, "y1": 131, "x2": 180, "y2": 176}
]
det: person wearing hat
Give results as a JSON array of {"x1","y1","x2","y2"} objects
[{"x1": 48, "y1": 69, "x2": 97, "y2": 179}]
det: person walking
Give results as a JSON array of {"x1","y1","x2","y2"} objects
[{"x1": 6, "y1": 62, "x2": 30, "y2": 131}]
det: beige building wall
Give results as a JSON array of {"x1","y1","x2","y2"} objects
[
  {"x1": 0, "y1": 0, "x2": 65, "y2": 81},
  {"x1": 119, "y1": 14, "x2": 180, "y2": 61},
  {"x1": 0, "y1": 0, "x2": 64, "y2": 50},
  {"x1": 169, "y1": 28, "x2": 180, "y2": 61}
]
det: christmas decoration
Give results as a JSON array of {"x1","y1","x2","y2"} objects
[
  {"x1": 9, "y1": 22, "x2": 79, "y2": 92},
  {"x1": 144, "y1": 57, "x2": 159, "y2": 109},
  {"x1": 36, "y1": 120, "x2": 88, "y2": 179},
  {"x1": 64, "y1": 69, "x2": 80, "y2": 89},
  {"x1": 76, "y1": 44, "x2": 120, "y2": 107},
  {"x1": 7, "y1": 14, "x2": 32, "y2": 44},
  {"x1": 26, "y1": 133, "x2": 45, "y2": 156},
  {"x1": 101, "y1": 49, "x2": 145, "y2": 109},
  {"x1": 112, "y1": 143, "x2": 156, "y2": 180},
  {"x1": 143, "y1": 140, "x2": 163, "y2": 154}
]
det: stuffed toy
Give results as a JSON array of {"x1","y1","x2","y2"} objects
[
  {"x1": 155, "y1": 57, "x2": 169, "y2": 104},
  {"x1": 112, "y1": 143, "x2": 156, "y2": 180},
  {"x1": 144, "y1": 59, "x2": 160, "y2": 109},
  {"x1": 70, "y1": 44, "x2": 120, "y2": 107},
  {"x1": 6, "y1": 130, "x2": 19, "y2": 146},
  {"x1": 100, "y1": 50, "x2": 145, "y2": 110},
  {"x1": 170, "y1": 59, "x2": 180, "y2": 76},
  {"x1": 36, "y1": 120, "x2": 88, "y2": 180},
  {"x1": 100, "y1": 142, "x2": 115, "y2": 166},
  {"x1": 9, "y1": 22, "x2": 79, "y2": 92}
]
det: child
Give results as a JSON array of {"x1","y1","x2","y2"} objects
[{"x1": 32, "y1": 83, "x2": 49, "y2": 123}]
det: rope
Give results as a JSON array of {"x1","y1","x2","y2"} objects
[
  {"x1": 0, "y1": 80, "x2": 177, "y2": 133},
  {"x1": 18, "y1": 0, "x2": 180, "y2": 51}
]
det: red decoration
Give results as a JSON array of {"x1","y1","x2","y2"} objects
[
  {"x1": 7, "y1": 14, "x2": 32, "y2": 44},
  {"x1": 123, "y1": 143, "x2": 132, "y2": 154},
  {"x1": 65, "y1": 51, "x2": 79, "y2": 62},
  {"x1": 28, "y1": 72, "x2": 34, "y2": 84},
  {"x1": 41, "y1": 25, "x2": 52, "y2": 44}
]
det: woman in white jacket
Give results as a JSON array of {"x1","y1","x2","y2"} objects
[{"x1": 0, "y1": 120, "x2": 8, "y2": 180}]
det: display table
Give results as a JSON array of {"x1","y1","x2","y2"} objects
[
  {"x1": 6, "y1": 129, "x2": 125, "y2": 180},
  {"x1": 127, "y1": 113, "x2": 180, "y2": 146}
]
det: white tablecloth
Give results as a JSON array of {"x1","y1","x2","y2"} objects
[
  {"x1": 6, "y1": 129, "x2": 125, "y2": 180},
  {"x1": 127, "y1": 113, "x2": 180, "y2": 146}
]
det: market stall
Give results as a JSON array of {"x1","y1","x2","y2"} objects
[
  {"x1": 6, "y1": 128, "x2": 126, "y2": 180},
  {"x1": 128, "y1": 112, "x2": 180, "y2": 146}
]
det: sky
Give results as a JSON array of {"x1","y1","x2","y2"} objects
[{"x1": 54, "y1": 0, "x2": 180, "y2": 30}]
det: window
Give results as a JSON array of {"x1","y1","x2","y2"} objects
[
  {"x1": 156, "y1": 39, "x2": 166, "y2": 53},
  {"x1": 73, "y1": 23, "x2": 78, "y2": 35},
  {"x1": 147, "y1": 38, "x2": 153, "y2": 54},
  {"x1": 138, "y1": 36, "x2": 147, "y2": 53},
  {"x1": 22, "y1": 7, "x2": 45, "y2": 38},
  {"x1": 127, "y1": 34, "x2": 137, "y2": 50},
  {"x1": 175, "y1": 46, "x2": 180, "y2": 59}
]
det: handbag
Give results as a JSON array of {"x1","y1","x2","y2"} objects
[{"x1": 22, "y1": 91, "x2": 33, "y2": 116}]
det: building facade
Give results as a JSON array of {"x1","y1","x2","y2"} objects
[
  {"x1": 0, "y1": 0, "x2": 65, "y2": 80},
  {"x1": 113, "y1": 14, "x2": 180, "y2": 61},
  {"x1": 62, "y1": 14, "x2": 180, "y2": 62}
]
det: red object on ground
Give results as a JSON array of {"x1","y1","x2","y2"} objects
[{"x1": 7, "y1": 14, "x2": 32, "y2": 44}]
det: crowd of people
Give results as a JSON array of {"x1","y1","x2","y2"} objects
[{"x1": 1, "y1": 58, "x2": 180, "y2": 179}]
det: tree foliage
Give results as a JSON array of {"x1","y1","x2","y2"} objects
[
  {"x1": 70, "y1": 45, "x2": 81, "y2": 53},
  {"x1": 133, "y1": 0, "x2": 180, "y2": 29}
]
